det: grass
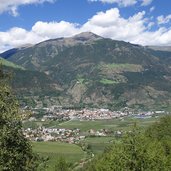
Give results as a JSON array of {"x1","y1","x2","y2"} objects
[
  {"x1": 100, "y1": 78, "x2": 119, "y2": 85},
  {"x1": 98, "y1": 63, "x2": 143, "y2": 73},
  {"x1": 24, "y1": 116, "x2": 162, "y2": 132},
  {"x1": 29, "y1": 115, "x2": 164, "y2": 170},
  {"x1": 77, "y1": 78, "x2": 85, "y2": 84},
  {"x1": 0, "y1": 57, "x2": 25, "y2": 70},
  {"x1": 32, "y1": 141, "x2": 86, "y2": 171},
  {"x1": 103, "y1": 63, "x2": 142, "y2": 71},
  {"x1": 84, "y1": 137, "x2": 115, "y2": 154},
  {"x1": 47, "y1": 116, "x2": 160, "y2": 132},
  {"x1": 76, "y1": 74, "x2": 85, "y2": 84}
]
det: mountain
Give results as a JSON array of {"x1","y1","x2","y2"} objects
[
  {"x1": 2, "y1": 32, "x2": 171, "y2": 110},
  {"x1": 0, "y1": 48, "x2": 19, "y2": 59},
  {"x1": 0, "y1": 44, "x2": 34, "y2": 59},
  {"x1": 147, "y1": 46, "x2": 171, "y2": 52},
  {"x1": 0, "y1": 57, "x2": 24, "y2": 69},
  {"x1": 0, "y1": 57, "x2": 62, "y2": 108}
]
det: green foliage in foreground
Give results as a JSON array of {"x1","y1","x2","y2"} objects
[
  {"x1": 55, "y1": 157, "x2": 70, "y2": 171},
  {"x1": 82, "y1": 116, "x2": 171, "y2": 171},
  {"x1": 0, "y1": 69, "x2": 41, "y2": 171}
]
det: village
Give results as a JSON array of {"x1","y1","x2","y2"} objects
[
  {"x1": 23, "y1": 126, "x2": 118, "y2": 144},
  {"x1": 28, "y1": 106, "x2": 134, "y2": 121},
  {"x1": 23, "y1": 106, "x2": 167, "y2": 144},
  {"x1": 25, "y1": 105, "x2": 167, "y2": 122}
]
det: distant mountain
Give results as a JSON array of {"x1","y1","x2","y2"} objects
[
  {"x1": 2, "y1": 32, "x2": 171, "y2": 110},
  {"x1": 147, "y1": 46, "x2": 171, "y2": 52},
  {"x1": 1, "y1": 48, "x2": 19, "y2": 59},
  {"x1": 146, "y1": 46, "x2": 171, "y2": 67}
]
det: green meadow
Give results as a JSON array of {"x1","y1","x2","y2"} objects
[
  {"x1": 32, "y1": 141, "x2": 86, "y2": 171},
  {"x1": 24, "y1": 115, "x2": 161, "y2": 132},
  {"x1": 30, "y1": 115, "x2": 164, "y2": 170}
]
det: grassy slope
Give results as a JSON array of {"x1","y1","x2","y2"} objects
[
  {"x1": 84, "y1": 137, "x2": 115, "y2": 154},
  {"x1": 0, "y1": 57, "x2": 24, "y2": 70},
  {"x1": 32, "y1": 141, "x2": 85, "y2": 171}
]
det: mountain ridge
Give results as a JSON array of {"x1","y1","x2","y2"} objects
[{"x1": 1, "y1": 32, "x2": 171, "y2": 110}]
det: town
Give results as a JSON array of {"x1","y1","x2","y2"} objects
[
  {"x1": 23, "y1": 106, "x2": 167, "y2": 143},
  {"x1": 25, "y1": 105, "x2": 166, "y2": 121}
]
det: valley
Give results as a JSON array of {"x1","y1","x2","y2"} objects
[
  {"x1": 27, "y1": 112, "x2": 166, "y2": 171},
  {"x1": 1, "y1": 32, "x2": 171, "y2": 170}
]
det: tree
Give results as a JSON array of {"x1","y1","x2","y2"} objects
[
  {"x1": 83, "y1": 125, "x2": 171, "y2": 171},
  {"x1": 0, "y1": 68, "x2": 39, "y2": 171},
  {"x1": 55, "y1": 157, "x2": 70, "y2": 171}
]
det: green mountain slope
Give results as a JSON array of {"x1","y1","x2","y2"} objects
[
  {"x1": 3, "y1": 32, "x2": 171, "y2": 110},
  {"x1": 0, "y1": 57, "x2": 24, "y2": 70},
  {"x1": 0, "y1": 57, "x2": 62, "y2": 108}
]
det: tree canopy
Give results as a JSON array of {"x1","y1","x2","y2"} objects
[
  {"x1": 82, "y1": 116, "x2": 171, "y2": 171},
  {"x1": 0, "y1": 68, "x2": 39, "y2": 171}
]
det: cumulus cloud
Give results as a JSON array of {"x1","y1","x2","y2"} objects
[
  {"x1": 0, "y1": 20, "x2": 79, "y2": 52},
  {"x1": 0, "y1": 27, "x2": 43, "y2": 52},
  {"x1": 1, "y1": 8, "x2": 171, "y2": 52},
  {"x1": 32, "y1": 21, "x2": 79, "y2": 38},
  {"x1": 157, "y1": 14, "x2": 171, "y2": 25},
  {"x1": 88, "y1": 0, "x2": 137, "y2": 7},
  {"x1": 81, "y1": 8, "x2": 146, "y2": 41},
  {"x1": 0, "y1": 0, "x2": 55, "y2": 16}
]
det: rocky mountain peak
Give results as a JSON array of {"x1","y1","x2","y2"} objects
[{"x1": 73, "y1": 32, "x2": 102, "y2": 41}]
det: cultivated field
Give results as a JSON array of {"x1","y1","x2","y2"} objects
[{"x1": 32, "y1": 142, "x2": 86, "y2": 171}]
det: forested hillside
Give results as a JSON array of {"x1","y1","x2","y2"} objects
[{"x1": 2, "y1": 32, "x2": 171, "y2": 110}]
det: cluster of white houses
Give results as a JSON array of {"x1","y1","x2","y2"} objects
[
  {"x1": 24, "y1": 127, "x2": 85, "y2": 143},
  {"x1": 23, "y1": 126, "x2": 120, "y2": 143},
  {"x1": 70, "y1": 109, "x2": 129, "y2": 120},
  {"x1": 35, "y1": 108, "x2": 131, "y2": 121},
  {"x1": 23, "y1": 106, "x2": 168, "y2": 143},
  {"x1": 25, "y1": 105, "x2": 167, "y2": 122}
]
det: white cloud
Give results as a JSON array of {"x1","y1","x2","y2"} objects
[
  {"x1": 81, "y1": 8, "x2": 146, "y2": 41},
  {"x1": 1, "y1": 8, "x2": 171, "y2": 53},
  {"x1": 141, "y1": 0, "x2": 153, "y2": 6},
  {"x1": 32, "y1": 21, "x2": 79, "y2": 38},
  {"x1": 0, "y1": 0, "x2": 55, "y2": 16},
  {"x1": 0, "y1": 21, "x2": 80, "y2": 52},
  {"x1": 150, "y1": 6, "x2": 155, "y2": 12},
  {"x1": 88, "y1": 0, "x2": 137, "y2": 7},
  {"x1": 0, "y1": 27, "x2": 43, "y2": 52},
  {"x1": 147, "y1": 22, "x2": 154, "y2": 29},
  {"x1": 88, "y1": 0, "x2": 153, "y2": 6},
  {"x1": 157, "y1": 14, "x2": 171, "y2": 25}
]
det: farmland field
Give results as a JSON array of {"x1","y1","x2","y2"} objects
[
  {"x1": 32, "y1": 142, "x2": 86, "y2": 171},
  {"x1": 28, "y1": 115, "x2": 166, "y2": 170},
  {"x1": 52, "y1": 115, "x2": 161, "y2": 131},
  {"x1": 24, "y1": 115, "x2": 163, "y2": 132},
  {"x1": 83, "y1": 136, "x2": 115, "y2": 154}
]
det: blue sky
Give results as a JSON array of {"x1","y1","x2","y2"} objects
[{"x1": 0, "y1": 0, "x2": 171, "y2": 52}]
